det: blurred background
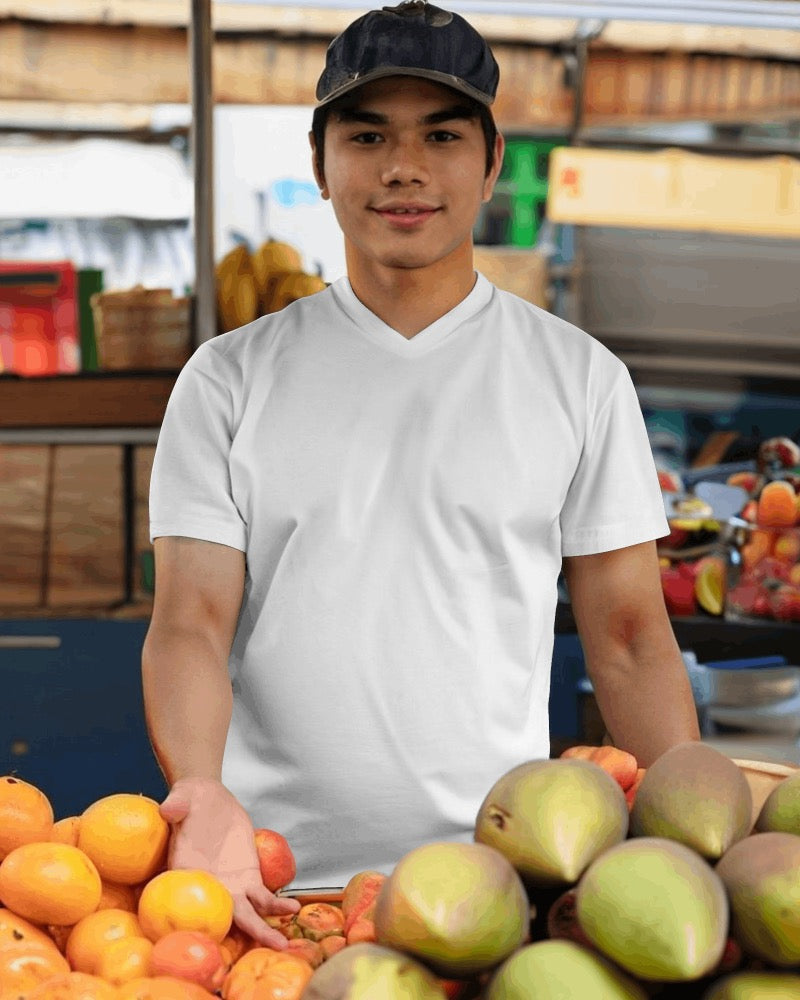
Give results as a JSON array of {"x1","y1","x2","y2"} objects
[{"x1": 1, "y1": 0, "x2": 799, "y2": 812}]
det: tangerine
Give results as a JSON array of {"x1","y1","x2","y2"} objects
[
  {"x1": 0, "y1": 842, "x2": 102, "y2": 926},
  {"x1": 137, "y1": 870, "x2": 233, "y2": 943},
  {"x1": 0, "y1": 939, "x2": 70, "y2": 997},
  {"x1": 78, "y1": 795, "x2": 169, "y2": 886},
  {"x1": 221, "y1": 947, "x2": 313, "y2": 1000},
  {"x1": 0, "y1": 906, "x2": 62, "y2": 954},
  {"x1": 27, "y1": 970, "x2": 118, "y2": 1000},
  {"x1": 97, "y1": 881, "x2": 138, "y2": 913},
  {"x1": 117, "y1": 975, "x2": 215, "y2": 999},
  {"x1": 66, "y1": 907, "x2": 143, "y2": 975},
  {"x1": 0, "y1": 776, "x2": 54, "y2": 860},
  {"x1": 51, "y1": 817, "x2": 81, "y2": 847},
  {"x1": 94, "y1": 934, "x2": 154, "y2": 986}
]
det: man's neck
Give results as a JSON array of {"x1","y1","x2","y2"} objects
[{"x1": 345, "y1": 247, "x2": 477, "y2": 339}]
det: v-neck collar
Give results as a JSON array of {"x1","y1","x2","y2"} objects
[{"x1": 329, "y1": 272, "x2": 493, "y2": 357}]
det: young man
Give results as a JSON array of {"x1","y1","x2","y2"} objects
[{"x1": 143, "y1": 0, "x2": 699, "y2": 950}]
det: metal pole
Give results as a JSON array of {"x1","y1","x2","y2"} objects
[{"x1": 190, "y1": 0, "x2": 216, "y2": 347}]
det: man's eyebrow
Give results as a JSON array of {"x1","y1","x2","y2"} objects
[{"x1": 334, "y1": 105, "x2": 478, "y2": 126}]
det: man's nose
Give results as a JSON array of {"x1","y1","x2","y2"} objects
[{"x1": 380, "y1": 139, "x2": 430, "y2": 186}]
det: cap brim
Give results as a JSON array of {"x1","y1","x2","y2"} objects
[{"x1": 316, "y1": 66, "x2": 495, "y2": 108}]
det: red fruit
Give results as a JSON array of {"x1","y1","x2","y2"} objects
[
  {"x1": 657, "y1": 525, "x2": 690, "y2": 550},
  {"x1": 657, "y1": 469, "x2": 683, "y2": 493},
  {"x1": 253, "y1": 829, "x2": 296, "y2": 893},
  {"x1": 726, "y1": 472, "x2": 763, "y2": 496},
  {"x1": 726, "y1": 581, "x2": 760, "y2": 616},
  {"x1": 588, "y1": 746, "x2": 639, "y2": 791},
  {"x1": 751, "y1": 556, "x2": 791, "y2": 584},
  {"x1": 546, "y1": 890, "x2": 594, "y2": 949},
  {"x1": 752, "y1": 592, "x2": 772, "y2": 616},
  {"x1": 149, "y1": 930, "x2": 227, "y2": 992},
  {"x1": 660, "y1": 567, "x2": 697, "y2": 616},
  {"x1": 758, "y1": 436, "x2": 800, "y2": 471},
  {"x1": 741, "y1": 499, "x2": 758, "y2": 523},
  {"x1": 770, "y1": 585, "x2": 800, "y2": 623}
]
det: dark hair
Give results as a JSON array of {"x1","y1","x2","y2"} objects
[{"x1": 311, "y1": 91, "x2": 499, "y2": 180}]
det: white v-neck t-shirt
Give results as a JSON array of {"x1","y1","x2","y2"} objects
[{"x1": 149, "y1": 273, "x2": 668, "y2": 887}]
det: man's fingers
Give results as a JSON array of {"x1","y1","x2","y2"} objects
[
  {"x1": 232, "y1": 896, "x2": 290, "y2": 950},
  {"x1": 270, "y1": 894, "x2": 301, "y2": 915},
  {"x1": 159, "y1": 791, "x2": 191, "y2": 823}
]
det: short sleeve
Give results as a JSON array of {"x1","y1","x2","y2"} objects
[
  {"x1": 559, "y1": 362, "x2": 669, "y2": 557},
  {"x1": 149, "y1": 344, "x2": 247, "y2": 551}
]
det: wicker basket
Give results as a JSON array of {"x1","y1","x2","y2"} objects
[{"x1": 90, "y1": 286, "x2": 191, "y2": 370}]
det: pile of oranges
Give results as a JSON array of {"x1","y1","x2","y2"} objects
[{"x1": 0, "y1": 776, "x2": 314, "y2": 1000}]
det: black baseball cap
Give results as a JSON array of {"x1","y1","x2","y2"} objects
[{"x1": 315, "y1": 1, "x2": 500, "y2": 108}]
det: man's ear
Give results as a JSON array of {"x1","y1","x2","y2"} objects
[
  {"x1": 309, "y1": 132, "x2": 329, "y2": 200},
  {"x1": 482, "y1": 131, "x2": 505, "y2": 203}
]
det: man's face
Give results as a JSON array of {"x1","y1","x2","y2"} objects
[{"x1": 311, "y1": 76, "x2": 504, "y2": 273}]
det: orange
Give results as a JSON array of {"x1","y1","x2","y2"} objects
[
  {"x1": 221, "y1": 948, "x2": 313, "y2": 1000},
  {"x1": 0, "y1": 775, "x2": 54, "y2": 860},
  {"x1": 51, "y1": 817, "x2": 81, "y2": 847},
  {"x1": 117, "y1": 975, "x2": 215, "y2": 999},
  {"x1": 27, "y1": 970, "x2": 118, "y2": 1000},
  {"x1": 0, "y1": 939, "x2": 70, "y2": 997},
  {"x1": 78, "y1": 795, "x2": 169, "y2": 886},
  {"x1": 0, "y1": 842, "x2": 102, "y2": 926},
  {"x1": 97, "y1": 881, "x2": 138, "y2": 913},
  {"x1": 94, "y1": 934, "x2": 154, "y2": 986},
  {"x1": 0, "y1": 906, "x2": 62, "y2": 954},
  {"x1": 66, "y1": 907, "x2": 143, "y2": 975},
  {"x1": 137, "y1": 870, "x2": 233, "y2": 943},
  {"x1": 757, "y1": 481, "x2": 797, "y2": 529}
]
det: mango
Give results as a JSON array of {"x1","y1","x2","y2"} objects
[
  {"x1": 575, "y1": 837, "x2": 728, "y2": 982},
  {"x1": 754, "y1": 771, "x2": 800, "y2": 834},
  {"x1": 474, "y1": 759, "x2": 628, "y2": 886},
  {"x1": 302, "y1": 941, "x2": 447, "y2": 999},
  {"x1": 629, "y1": 741, "x2": 751, "y2": 859},
  {"x1": 373, "y1": 841, "x2": 529, "y2": 978},
  {"x1": 485, "y1": 939, "x2": 647, "y2": 1000},
  {"x1": 702, "y1": 971, "x2": 800, "y2": 999},
  {"x1": 715, "y1": 831, "x2": 800, "y2": 967}
]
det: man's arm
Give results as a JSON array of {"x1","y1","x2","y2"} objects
[
  {"x1": 142, "y1": 536, "x2": 299, "y2": 946},
  {"x1": 562, "y1": 539, "x2": 700, "y2": 767}
]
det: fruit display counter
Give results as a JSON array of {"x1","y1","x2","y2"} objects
[{"x1": 1, "y1": 744, "x2": 800, "y2": 999}]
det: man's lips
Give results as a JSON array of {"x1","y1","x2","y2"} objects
[{"x1": 371, "y1": 205, "x2": 441, "y2": 227}]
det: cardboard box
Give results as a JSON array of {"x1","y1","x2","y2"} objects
[
  {"x1": 473, "y1": 247, "x2": 549, "y2": 310},
  {"x1": 0, "y1": 446, "x2": 50, "y2": 607}
]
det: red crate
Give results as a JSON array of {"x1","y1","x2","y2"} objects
[{"x1": 0, "y1": 260, "x2": 80, "y2": 375}]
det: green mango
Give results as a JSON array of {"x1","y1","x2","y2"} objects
[
  {"x1": 715, "y1": 831, "x2": 800, "y2": 967},
  {"x1": 474, "y1": 758, "x2": 628, "y2": 886},
  {"x1": 755, "y1": 771, "x2": 800, "y2": 834},
  {"x1": 702, "y1": 971, "x2": 800, "y2": 999},
  {"x1": 373, "y1": 841, "x2": 530, "y2": 979},
  {"x1": 629, "y1": 741, "x2": 752, "y2": 860},
  {"x1": 576, "y1": 837, "x2": 728, "y2": 982},
  {"x1": 302, "y1": 942, "x2": 447, "y2": 999},
  {"x1": 485, "y1": 939, "x2": 648, "y2": 1000}
]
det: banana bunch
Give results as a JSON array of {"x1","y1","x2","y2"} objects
[{"x1": 215, "y1": 239, "x2": 326, "y2": 334}]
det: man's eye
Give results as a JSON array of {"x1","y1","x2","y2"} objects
[
  {"x1": 352, "y1": 132, "x2": 383, "y2": 144},
  {"x1": 428, "y1": 130, "x2": 459, "y2": 142}
]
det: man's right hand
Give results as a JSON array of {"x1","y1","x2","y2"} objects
[{"x1": 159, "y1": 777, "x2": 301, "y2": 950}]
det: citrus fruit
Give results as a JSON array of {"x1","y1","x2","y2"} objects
[
  {"x1": 117, "y1": 975, "x2": 215, "y2": 999},
  {"x1": 78, "y1": 794, "x2": 169, "y2": 886},
  {"x1": 66, "y1": 907, "x2": 143, "y2": 975},
  {"x1": 51, "y1": 817, "x2": 81, "y2": 847},
  {"x1": 97, "y1": 880, "x2": 138, "y2": 913},
  {"x1": 0, "y1": 939, "x2": 70, "y2": 997},
  {"x1": 27, "y1": 970, "x2": 118, "y2": 1000},
  {"x1": 0, "y1": 906, "x2": 62, "y2": 953},
  {"x1": 0, "y1": 776, "x2": 54, "y2": 860},
  {"x1": 94, "y1": 934, "x2": 154, "y2": 986},
  {"x1": 695, "y1": 556, "x2": 726, "y2": 615},
  {"x1": 221, "y1": 947, "x2": 313, "y2": 1000},
  {"x1": 150, "y1": 929, "x2": 228, "y2": 992},
  {"x1": 0, "y1": 842, "x2": 102, "y2": 925},
  {"x1": 137, "y1": 870, "x2": 233, "y2": 943}
]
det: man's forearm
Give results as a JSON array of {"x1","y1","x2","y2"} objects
[
  {"x1": 142, "y1": 626, "x2": 234, "y2": 785},
  {"x1": 586, "y1": 620, "x2": 700, "y2": 768}
]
